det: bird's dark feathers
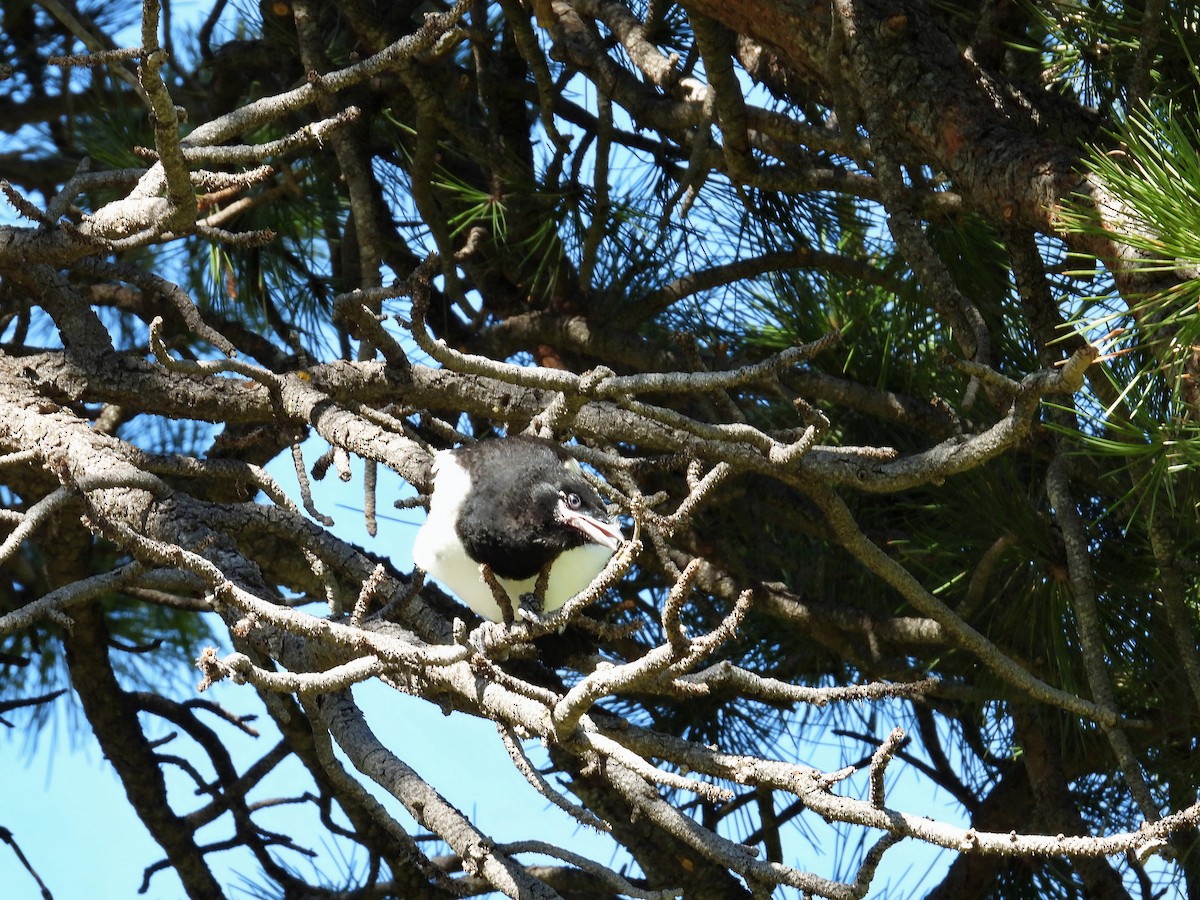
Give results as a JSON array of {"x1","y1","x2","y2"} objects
[{"x1": 453, "y1": 436, "x2": 608, "y2": 580}]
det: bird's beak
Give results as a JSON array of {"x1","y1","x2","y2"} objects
[{"x1": 559, "y1": 503, "x2": 623, "y2": 552}]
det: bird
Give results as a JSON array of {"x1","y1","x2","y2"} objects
[{"x1": 412, "y1": 435, "x2": 624, "y2": 623}]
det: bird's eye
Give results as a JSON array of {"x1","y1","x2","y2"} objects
[{"x1": 565, "y1": 491, "x2": 583, "y2": 510}]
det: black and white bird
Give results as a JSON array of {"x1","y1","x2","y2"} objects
[{"x1": 413, "y1": 436, "x2": 623, "y2": 623}]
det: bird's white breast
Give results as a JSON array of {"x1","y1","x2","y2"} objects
[{"x1": 412, "y1": 451, "x2": 614, "y2": 622}]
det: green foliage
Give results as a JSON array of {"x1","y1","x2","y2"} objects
[
  {"x1": 1021, "y1": 0, "x2": 1141, "y2": 112},
  {"x1": 1066, "y1": 104, "x2": 1200, "y2": 267},
  {"x1": 1057, "y1": 101, "x2": 1200, "y2": 519}
]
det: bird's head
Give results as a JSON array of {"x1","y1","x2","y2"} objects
[
  {"x1": 528, "y1": 465, "x2": 623, "y2": 555},
  {"x1": 416, "y1": 436, "x2": 624, "y2": 612},
  {"x1": 428, "y1": 435, "x2": 624, "y2": 582}
]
